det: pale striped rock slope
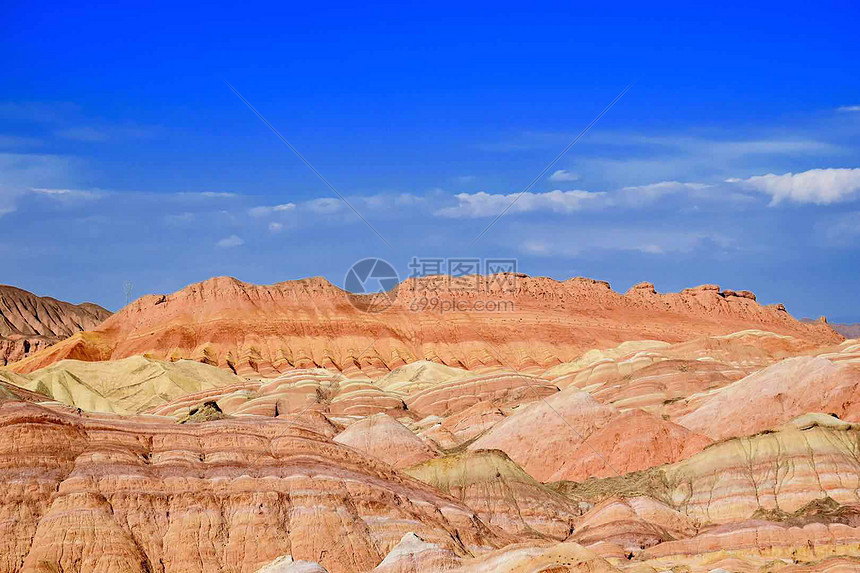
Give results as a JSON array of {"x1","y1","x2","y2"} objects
[{"x1": 0, "y1": 355, "x2": 246, "y2": 414}]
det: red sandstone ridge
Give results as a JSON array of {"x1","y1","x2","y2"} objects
[
  {"x1": 0, "y1": 285, "x2": 110, "y2": 366},
  {"x1": 9, "y1": 275, "x2": 840, "y2": 376}
]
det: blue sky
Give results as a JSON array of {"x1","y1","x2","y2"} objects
[{"x1": 1, "y1": 1, "x2": 860, "y2": 321}]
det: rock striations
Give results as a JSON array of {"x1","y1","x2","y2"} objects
[
  {"x1": 0, "y1": 274, "x2": 858, "y2": 572},
  {"x1": 0, "y1": 400, "x2": 502, "y2": 573},
  {"x1": 0, "y1": 355, "x2": 247, "y2": 414},
  {"x1": 0, "y1": 285, "x2": 110, "y2": 366},
  {"x1": 8, "y1": 275, "x2": 839, "y2": 377}
]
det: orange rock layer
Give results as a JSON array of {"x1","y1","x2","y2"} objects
[{"x1": 9, "y1": 275, "x2": 840, "y2": 376}]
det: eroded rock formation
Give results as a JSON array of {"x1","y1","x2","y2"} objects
[
  {"x1": 0, "y1": 400, "x2": 502, "y2": 573},
  {"x1": 0, "y1": 285, "x2": 110, "y2": 365},
  {"x1": 468, "y1": 387, "x2": 713, "y2": 481},
  {"x1": 0, "y1": 273, "x2": 857, "y2": 572},
  {"x1": 9, "y1": 275, "x2": 840, "y2": 377}
]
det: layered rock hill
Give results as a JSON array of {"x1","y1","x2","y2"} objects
[
  {"x1": 543, "y1": 330, "x2": 834, "y2": 418},
  {"x1": 2, "y1": 335, "x2": 860, "y2": 571},
  {"x1": 675, "y1": 355, "x2": 860, "y2": 440},
  {"x1": 571, "y1": 496, "x2": 697, "y2": 552},
  {"x1": 0, "y1": 355, "x2": 247, "y2": 414},
  {"x1": 1, "y1": 275, "x2": 858, "y2": 572},
  {"x1": 404, "y1": 449, "x2": 584, "y2": 539},
  {"x1": 468, "y1": 386, "x2": 713, "y2": 481},
  {"x1": 8, "y1": 275, "x2": 840, "y2": 377},
  {"x1": 332, "y1": 413, "x2": 439, "y2": 469},
  {"x1": 0, "y1": 399, "x2": 504, "y2": 573},
  {"x1": 554, "y1": 413, "x2": 860, "y2": 525},
  {"x1": 146, "y1": 368, "x2": 409, "y2": 420},
  {"x1": 0, "y1": 285, "x2": 110, "y2": 365},
  {"x1": 536, "y1": 414, "x2": 860, "y2": 570}
]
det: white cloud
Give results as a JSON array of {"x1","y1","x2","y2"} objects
[
  {"x1": 199, "y1": 191, "x2": 238, "y2": 198},
  {"x1": 433, "y1": 181, "x2": 718, "y2": 218},
  {"x1": 249, "y1": 203, "x2": 296, "y2": 217},
  {"x1": 637, "y1": 244, "x2": 665, "y2": 254},
  {"x1": 0, "y1": 153, "x2": 77, "y2": 216},
  {"x1": 592, "y1": 133, "x2": 839, "y2": 156},
  {"x1": 730, "y1": 168, "x2": 860, "y2": 205},
  {"x1": 30, "y1": 187, "x2": 104, "y2": 200},
  {"x1": 361, "y1": 193, "x2": 423, "y2": 209},
  {"x1": 247, "y1": 194, "x2": 421, "y2": 226},
  {"x1": 216, "y1": 235, "x2": 244, "y2": 248},
  {"x1": 436, "y1": 190, "x2": 604, "y2": 218},
  {"x1": 172, "y1": 191, "x2": 238, "y2": 200},
  {"x1": 837, "y1": 106, "x2": 860, "y2": 112},
  {"x1": 549, "y1": 169, "x2": 580, "y2": 182},
  {"x1": 522, "y1": 240, "x2": 551, "y2": 254},
  {"x1": 613, "y1": 181, "x2": 711, "y2": 206},
  {"x1": 268, "y1": 222, "x2": 283, "y2": 232},
  {"x1": 514, "y1": 228, "x2": 734, "y2": 258},
  {"x1": 304, "y1": 197, "x2": 342, "y2": 214}
]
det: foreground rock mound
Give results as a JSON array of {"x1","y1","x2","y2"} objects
[
  {"x1": 333, "y1": 413, "x2": 439, "y2": 469},
  {"x1": 9, "y1": 275, "x2": 840, "y2": 376},
  {"x1": 403, "y1": 371, "x2": 558, "y2": 419},
  {"x1": 371, "y1": 532, "x2": 460, "y2": 572},
  {"x1": 556, "y1": 414, "x2": 860, "y2": 525},
  {"x1": 256, "y1": 555, "x2": 329, "y2": 572},
  {"x1": 676, "y1": 355, "x2": 860, "y2": 440},
  {"x1": 0, "y1": 285, "x2": 110, "y2": 365},
  {"x1": 0, "y1": 400, "x2": 502, "y2": 573},
  {"x1": 177, "y1": 400, "x2": 228, "y2": 423},
  {"x1": 374, "y1": 361, "x2": 470, "y2": 394},
  {"x1": 571, "y1": 496, "x2": 697, "y2": 552},
  {"x1": 374, "y1": 538, "x2": 621, "y2": 573},
  {"x1": 147, "y1": 369, "x2": 407, "y2": 421},
  {"x1": 447, "y1": 541, "x2": 620, "y2": 572},
  {"x1": 469, "y1": 387, "x2": 712, "y2": 481},
  {"x1": 405, "y1": 449, "x2": 584, "y2": 539}
]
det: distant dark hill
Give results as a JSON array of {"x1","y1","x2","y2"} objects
[
  {"x1": 832, "y1": 323, "x2": 860, "y2": 338},
  {"x1": 0, "y1": 285, "x2": 111, "y2": 365},
  {"x1": 801, "y1": 318, "x2": 859, "y2": 339}
]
